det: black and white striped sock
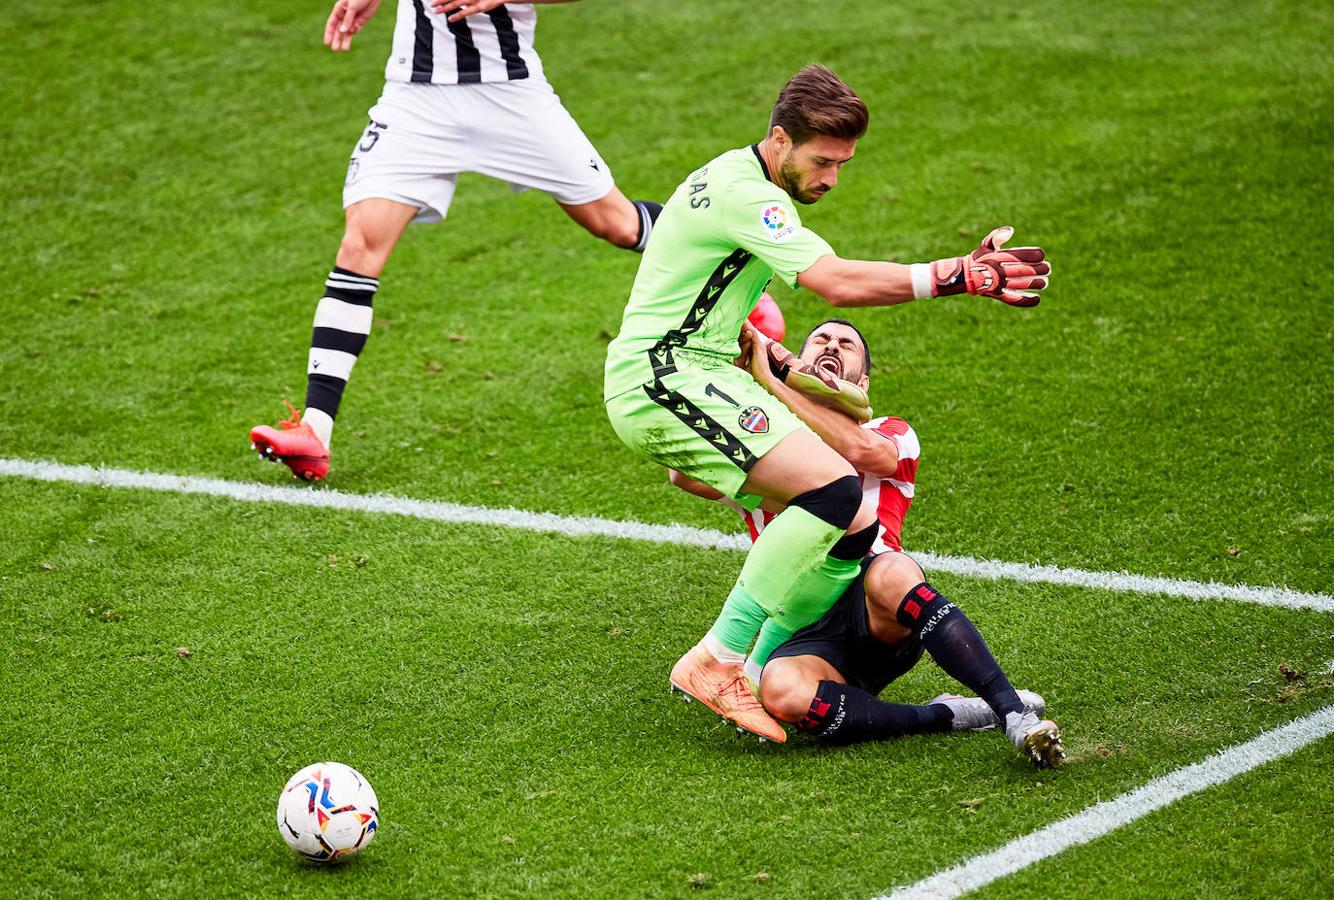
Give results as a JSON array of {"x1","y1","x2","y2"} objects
[
  {"x1": 630, "y1": 200, "x2": 662, "y2": 253},
  {"x1": 303, "y1": 266, "x2": 379, "y2": 447}
]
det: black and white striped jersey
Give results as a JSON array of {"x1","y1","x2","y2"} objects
[{"x1": 385, "y1": 1, "x2": 544, "y2": 85}]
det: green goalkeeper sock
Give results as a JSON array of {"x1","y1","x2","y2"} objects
[
  {"x1": 708, "y1": 477, "x2": 864, "y2": 657},
  {"x1": 782, "y1": 554, "x2": 863, "y2": 630},
  {"x1": 703, "y1": 510, "x2": 849, "y2": 657},
  {"x1": 745, "y1": 554, "x2": 863, "y2": 670},
  {"x1": 747, "y1": 618, "x2": 796, "y2": 673},
  {"x1": 705, "y1": 582, "x2": 766, "y2": 658},
  {"x1": 738, "y1": 505, "x2": 845, "y2": 615},
  {"x1": 704, "y1": 505, "x2": 846, "y2": 657}
]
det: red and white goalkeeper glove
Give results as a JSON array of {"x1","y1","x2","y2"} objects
[
  {"x1": 764, "y1": 341, "x2": 872, "y2": 423},
  {"x1": 911, "y1": 226, "x2": 1051, "y2": 308}
]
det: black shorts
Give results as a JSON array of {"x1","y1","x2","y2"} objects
[{"x1": 767, "y1": 558, "x2": 923, "y2": 695}]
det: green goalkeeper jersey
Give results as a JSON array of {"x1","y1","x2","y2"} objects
[{"x1": 603, "y1": 145, "x2": 834, "y2": 401}]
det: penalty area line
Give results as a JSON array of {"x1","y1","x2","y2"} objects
[
  {"x1": 879, "y1": 703, "x2": 1334, "y2": 900},
  {"x1": 1, "y1": 456, "x2": 1330, "y2": 613}
]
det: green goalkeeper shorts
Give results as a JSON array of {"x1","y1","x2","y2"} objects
[{"x1": 606, "y1": 364, "x2": 809, "y2": 508}]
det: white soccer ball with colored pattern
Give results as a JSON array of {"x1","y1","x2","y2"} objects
[{"x1": 276, "y1": 761, "x2": 379, "y2": 862}]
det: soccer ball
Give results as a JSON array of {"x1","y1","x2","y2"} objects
[{"x1": 276, "y1": 761, "x2": 379, "y2": 862}]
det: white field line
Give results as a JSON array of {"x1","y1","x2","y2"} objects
[
  {"x1": 2, "y1": 456, "x2": 1331, "y2": 613},
  {"x1": 881, "y1": 703, "x2": 1334, "y2": 900}
]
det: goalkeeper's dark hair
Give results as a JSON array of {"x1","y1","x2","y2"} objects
[
  {"x1": 800, "y1": 318, "x2": 873, "y2": 372},
  {"x1": 770, "y1": 65, "x2": 869, "y2": 146}
]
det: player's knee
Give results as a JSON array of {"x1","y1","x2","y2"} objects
[
  {"x1": 789, "y1": 474, "x2": 862, "y2": 530},
  {"x1": 848, "y1": 497, "x2": 878, "y2": 533},
  {"x1": 336, "y1": 231, "x2": 377, "y2": 274},
  {"x1": 867, "y1": 552, "x2": 927, "y2": 614},
  {"x1": 867, "y1": 557, "x2": 958, "y2": 641},
  {"x1": 759, "y1": 660, "x2": 819, "y2": 724},
  {"x1": 336, "y1": 225, "x2": 395, "y2": 275}
]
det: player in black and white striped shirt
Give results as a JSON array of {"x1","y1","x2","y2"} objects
[
  {"x1": 250, "y1": 0, "x2": 661, "y2": 481},
  {"x1": 385, "y1": 0, "x2": 544, "y2": 84}
]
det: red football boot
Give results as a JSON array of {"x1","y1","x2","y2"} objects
[{"x1": 249, "y1": 403, "x2": 330, "y2": 482}]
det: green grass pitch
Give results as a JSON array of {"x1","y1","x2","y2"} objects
[{"x1": 2, "y1": 0, "x2": 1331, "y2": 897}]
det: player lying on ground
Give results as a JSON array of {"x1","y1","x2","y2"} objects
[
  {"x1": 763, "y1": 551, "x2": 1064, "y2": 766},
  {"x1": 251, "y1": 0, "x2": 664, "y2": 482},
  {"x1": 603, "y1": 65, "x2": 1051, "y2": 743},
  {"x1": 671, "y1": 319, "x2": 1064, "y2": 764},
  {"x1": 671, "y1": 318, "x2": 915, "y2": 568}
]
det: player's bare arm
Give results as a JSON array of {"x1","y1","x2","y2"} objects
[
  {"x1": 667, "y1": 469, "x2": 724, "y2": 501},
  {"x1": 667, "y1": 468, "x2": 788, "y2": 517},
  {"x1": 741, "y1": 323, "x2": 898, "y2": 479},
  {"x1": 797, "y1": 255, "x2": 914, "y2": 307},
  {"x1": 430, "y1": 0, "x2": 578, "y2": 23},
  {"x1": 324, "y1": 0, "x2": 383, "y2": 52}
]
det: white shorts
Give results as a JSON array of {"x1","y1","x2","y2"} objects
[{"x1": 342, "y1": 78, "x2": 615, "y2": 223}]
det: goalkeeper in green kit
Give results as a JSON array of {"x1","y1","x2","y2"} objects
[{"x1": 603, "y1": 65, "x2": 1051, "y2": 743}]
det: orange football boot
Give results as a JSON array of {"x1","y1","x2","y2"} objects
[
  {"x1": 249, "y1": 403, "x2": 330, "y2": 482},
  {"x1": 670, "y1": 641, "x2": 787, "y2": 744}
]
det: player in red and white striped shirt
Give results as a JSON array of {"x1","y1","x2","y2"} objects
[
  {"x1": 670, "y1": 317, "x2": 1062, "y2": 762},
  {"x1": 730, "y1": 414, "x2": 918, "y2": 553},
  {"x1": 671, "y1": 317, "x2": 919, "y2": 554}
]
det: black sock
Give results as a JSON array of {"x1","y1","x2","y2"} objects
[
  {"x1": 895, "y1": 582, "x2": 1024, "y2": 720},
  {"x1": 797, "y1": 680, "x2": 951, "y2": 744},
  {"x1": 829, "y1": 521, "x2": 879, "y2": 561},
  {"x1": 306, "y1": 266, "x2": 378, "y2": 419},
  {"x1": 630, "y1": 200, "x2": 662, "y2": 253}
]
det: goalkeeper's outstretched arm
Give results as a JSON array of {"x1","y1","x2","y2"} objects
[
  {"x1": 799, "y1": 226, "x2": 1050, "y2": 309},
  {"x1": 798, "y1": 256, "x2": 914, "y2": 308}
]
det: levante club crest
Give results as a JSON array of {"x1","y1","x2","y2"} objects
[{"x1": 738, "y1": 405, "x2": 769, "y2": 434}]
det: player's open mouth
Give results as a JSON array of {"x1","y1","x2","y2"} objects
[{"x1": 816, "y1": 354, "x2": 842, "y2": 378}]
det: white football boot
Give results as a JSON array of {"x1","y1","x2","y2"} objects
[
  {"x1": 1004, "y1": 710, "x2": 1066, "y2": 767},
  {"x1": 929, "y1": 690, "x2": 1046, "y2": 731}
]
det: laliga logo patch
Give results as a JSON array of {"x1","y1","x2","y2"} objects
[
  {"x1": 739, "y1": 405, "x2": 769, "y2": 434},
  {"x1": 760, "y1": 204, "x2": 796, "y2": 242}
]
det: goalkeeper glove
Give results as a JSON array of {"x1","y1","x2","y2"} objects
[
  {"x1": 912, "y1": 226, "x2": 1050, "y2": 307},
  {"x1": 765, "y1": 341, "x2": 873, "y2": 423}
]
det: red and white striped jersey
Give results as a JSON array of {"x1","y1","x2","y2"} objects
[{"x1": 734, "y1": 416, "x2": 920, "y2": 553}]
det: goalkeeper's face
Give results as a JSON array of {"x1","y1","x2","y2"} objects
[
  {"x1": 799, "y1": 321, "x2": 870, "y2": 389},
  {"x1": 778, "y1": 133, "x2": 858, "y2": 205}
]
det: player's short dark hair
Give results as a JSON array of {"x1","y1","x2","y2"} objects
[
  {"x1": 769, "y1": 65, "x2": 869, "y2": 146},
  {"x1": 801, "y1": 318, "x2": 873, "y2": 372}
]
